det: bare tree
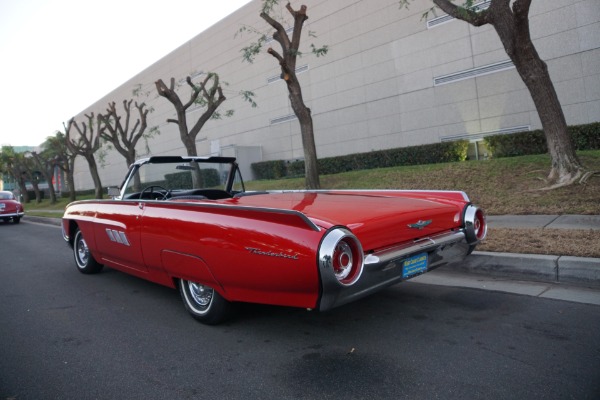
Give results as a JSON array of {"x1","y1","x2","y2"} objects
[
  {"x1": 99, "y1": 99, "x2": 157, "y2": 190},
  {"x1": 29, "y1": 149, "x2": 58, "y2": 204},
  {"x1": 21, "y1": 156, "x2": 42, "y2": 203},
  {"x1": 401, "y1": 0, "x2": 585, "y2": 187},
  {"x1": 155, "y1": 73, "x2": 227, "y2": 157},
  {"x1": 240, "y1": 1, "x2": 328, "y2": 189},
  {"x1": 65, "y1": 114, "x2": 105, "y2": 199},
  {"x1": 44, "y1": 132, "x2": 77, "y2": 202}
]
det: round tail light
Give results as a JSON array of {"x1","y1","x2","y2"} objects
[
  {"x1": 319, "y1": 228, "x2": 364, "y2": 286},
  {"x1": 464, "y1": 205, "x2": 487, "y2": 244}
]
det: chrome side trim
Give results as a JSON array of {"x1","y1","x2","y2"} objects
[
  {"x1": 149, "y1": 201, "x2": 322, "y2": 232},
  {"x1": 267, "y1": 189, "x2": 470, "y2": 202}
]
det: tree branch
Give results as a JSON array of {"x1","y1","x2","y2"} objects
[
  {"x1": 287, "y1": 3, "x2": 308, "y2": 59},
  {"x1": 260, "y1": 11, "x2": 291, "y2": 51},
  {"x1": 433, "y1": 0, "x2": 489, "y2": 26}
]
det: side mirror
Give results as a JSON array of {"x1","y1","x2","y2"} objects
[{"x1": 107, "y1": 187, "x2": 121, "y2": 199}]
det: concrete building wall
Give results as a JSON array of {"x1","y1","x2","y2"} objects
[{"x1": 70, "y1": 0, "x2": 600, "y2": 191}]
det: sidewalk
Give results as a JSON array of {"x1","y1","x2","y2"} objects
[
  {"x1": 452, "y1": 214, "x2": 600, "y2": 288},
  {"x1": 486, "y1": 214, "x2": 600, "y2": 230}
]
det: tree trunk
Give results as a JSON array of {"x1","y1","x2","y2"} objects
[
  {"x1": 518, "y1": 61, "x2": 582, "y2": 184},
  {"x1": 66, "y1": 169, "x2": 76, "y2": 202},
  {"x1": 288, "y1": 83, "x2": 320, "y2": 189},
  {"x1": 31, "y1": 153, "x2": 58, "y2": 204},
  {"x1": 31, "y1": 181, "x2": 42, "y2": 203},
  {"x1": 260, "y1": 4, "x2": 321, "y2": 190},
  {"x1": 490, "y1": 2, "x2": 582, "y2": 185},
  {"x1": 47, "y1": 173, "x2": 57, "y2": 204},
  {"x1": 58, "y1": 156, "x2": 77, "y2": 202},
  {"x1": 85, "y1": 155, "x2": 104, "y2": 199},
  {"x1": 17, "y1": 178, "x2": 29, "y2": 203},
  {"x1": 432, "y1": 0, "x2": 585, "y2": 187}
]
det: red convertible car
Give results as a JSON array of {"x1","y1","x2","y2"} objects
[
  {"x1": 62, "y1": 156, "x2": 486, "y2": 324},
  {"x1": 0, "y1": 190, "x2": 24, "y2": 224}
]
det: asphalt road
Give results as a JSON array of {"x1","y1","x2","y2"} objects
[{"x1": 1, "y1": 220, "x2": 599, "y2": 399}]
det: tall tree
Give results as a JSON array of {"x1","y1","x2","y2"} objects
[
  {"x1": 240, "y1": 1, "x2": 328, "y2": 190},
  {"x1": 401, "y1": 0, "x2": 584, "y2": 187},
  {"x1": 21, "y1": 156, "x2": 42, "y2": 203},
  {"x1": 155, "y1": 73, "x2": 227, "y2": 158},
  {"x1": 99, "y1": 99, "x2": 157, "y2": 191},
  {"x1": 65, "y1": 114, "x2": 104, "y2": 199},
  {"x1": 44, "y1": 132, "x2": 77, "y2": 202},
  {"x1": 29, "y1": 149, "x2": 58, "y2": 204}
]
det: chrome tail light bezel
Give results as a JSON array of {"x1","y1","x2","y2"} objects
[
  {"x1": 318, "y1": 228, "x2": 364, "y2": 286},
  {"x1": 464, "y1": 205, "x2": 487, "y2": 244}
]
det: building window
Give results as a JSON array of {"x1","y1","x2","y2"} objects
[
  {"x1": 270, "y1": 114, "x2": 298, "y2": 125},
  {"x1": 427, "y1": 1, "x2": 491, "y2": 29},
  {"x1": 434, "y1": 60, "x2": 515, "y2": 86}
]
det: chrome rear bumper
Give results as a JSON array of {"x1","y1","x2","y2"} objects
[
  {"x1": 1, "y1": 211, "x2": 24, "y2": 219},
  {"x1": 318, "y1": 230, "x2": 470, "y2": 311}
]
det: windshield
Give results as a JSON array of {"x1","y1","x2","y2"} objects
[
  {"x1": 0, "y1": 192, "x2": 15, "y2": 200},
  {"x1": 121, "y1": 159, "x2": 243, "y2": 200}
]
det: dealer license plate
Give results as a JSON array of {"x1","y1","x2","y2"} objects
[{"x1": 402, "y1": 253, "x2": 428, "y2": 278}]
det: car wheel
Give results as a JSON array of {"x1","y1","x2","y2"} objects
[
  {"x1": 73, "y1": 228, "x2": 104, "y2": 274},
  {"x1": 179, "y1": 279, "x2": 232, "y2": 325},
  {"x1": 13, "y1": 217, "x2": 20, "y2": 224}
]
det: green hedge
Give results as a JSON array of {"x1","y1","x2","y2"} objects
[
  {"x1": 251, "y1": 160, "x2": 287, "y2": 180},
  {"x1": 250, "y1": 122, "x2": 599, "y2": 180},
  {"x1": 483, "y1": 122, "x2": 600, "y2": 158},
  {"x1": 251, "y1": 140, "x2": 469, "y2": 180},
  {"x1": 318, "y1": 140, "x2": 469, "y2": 175}
]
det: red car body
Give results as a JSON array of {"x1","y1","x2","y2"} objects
[
  {"x1": 62, "y1": 156, "x2": 486, "y2": 324},
  {"x1": 0, "y1": 191, "x2": 24, "y2": 224}
]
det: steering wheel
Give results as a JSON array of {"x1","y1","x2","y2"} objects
[{"x1": 140, "y1": 185, "x2": 170, "y2": 200}]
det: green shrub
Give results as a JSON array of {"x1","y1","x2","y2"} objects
[
  {"x1": 250, "y1": 122, "x2": 599, "y2": 179},
  {"x1": 571, "y1": 122, "x2": 600, "y2": 150},
  {"x1": 287, "y1": 160, "x2": 306, "y2": 177},
  {"x1": 251, "y1": 140, "x2": 469, "y2": 179},
  {"x1": 484, "y1": 129, "x2": 547, "y2": 157},
  {"x1": 484, "y1": 122, "x2": 600, "y2": 158},
  {"x1": 251, "y1": 160, "x2": 287, "y2": 180}
]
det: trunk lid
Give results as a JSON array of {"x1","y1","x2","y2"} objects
[{"x1": 232, "y1": 191, "x2": 465, "y2": 251}]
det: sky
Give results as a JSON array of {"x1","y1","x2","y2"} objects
[{"x1": 0, "y1": 0, "x2": 253, "y2": 147}]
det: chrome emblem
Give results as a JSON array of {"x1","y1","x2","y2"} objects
[
  {"x1": 245, "y1": 247, "x2": 299, "y2": 260},
  {"x1": 408, "y1": 220, "x2": 432, "y2": 230},
  {"x1": 106, "y1": 229, "x2": 131, "y2": 246}
]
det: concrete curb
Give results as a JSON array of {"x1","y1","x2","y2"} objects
[
  {"x1": 452, "y1": 251, "x2": 600, "y2": 288},
  {"x1": 23, "y1": 215, "x2": 62, "y2": 226}
]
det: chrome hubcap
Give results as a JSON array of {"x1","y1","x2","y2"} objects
[
  {"x1": 77, "y1": 237, "x2": 89, "y2": 265},
  {"x1": 188, "y1": 282, "x2": 213, "y2": 308}
]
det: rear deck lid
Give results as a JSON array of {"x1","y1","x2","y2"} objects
[{"x1": 232, "y1": 191, "x2": 464, "y2": 251}]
